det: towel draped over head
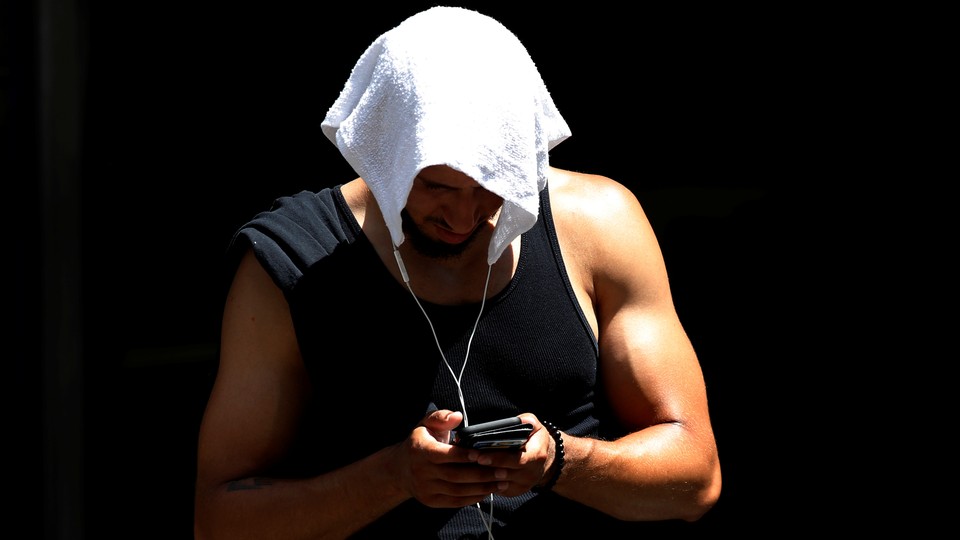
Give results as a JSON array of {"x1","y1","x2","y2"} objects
[{"x1": 321, "y1": 6, "x2": 571, "y2": 265}]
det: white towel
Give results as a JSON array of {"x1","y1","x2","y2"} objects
[{"x1": 321, "y1": 6, "x2": 571, "y2": 265}]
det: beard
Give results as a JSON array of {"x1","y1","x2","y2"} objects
[{"x1": 400, "y1": 209, "x2": 483, "y2": 260}]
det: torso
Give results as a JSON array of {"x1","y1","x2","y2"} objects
[{"x1": 227, "y1": 171, "x2": 615, "y2": 534}]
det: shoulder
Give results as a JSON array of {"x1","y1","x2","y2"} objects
[
  {"x1": 546, "y1": 167, "x2": 653, "y2": 246},
  {"x1": 229, "y1": 185, "x2": 356, "y2": 293},
  {"x1": 547, "y1": 167, "x2": 645, "y2": 224},
  {"x1": 545, "y1": 167, "x2": 664, "y2": 292}
]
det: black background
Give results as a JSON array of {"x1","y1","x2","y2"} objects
[{"x1": 8, "y1": 2, "x2": 837, "y2": 537}]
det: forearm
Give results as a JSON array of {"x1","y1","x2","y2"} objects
[
  {"x1": 552, "y1": 424, "x2": 721, "y2": 522},
  {"x1": 195, "y1": 444, "x2": 409, "y2": 540}
]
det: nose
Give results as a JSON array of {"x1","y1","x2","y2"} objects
[
  {"x1": 443, "y1": 191, "x2": 483, "y2": 233},
  {"x1": 443, "y1": 189, "x2": 501, "y2": 233}
]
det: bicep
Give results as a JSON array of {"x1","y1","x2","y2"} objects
[
  {"x1": 599, "y1": 305, "x2": 705, "y2": 431},
  {"x1": 196, "y1": 248, "x2": 310, "y2": 485},
  {"x1": 588, "y1": 187, "x2": 709, "y2": 432}
]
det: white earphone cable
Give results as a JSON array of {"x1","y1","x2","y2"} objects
[
  {"x1": 394, "y1": 246, "x2": 497, "y2": 537},
  {"x1": 394, "y1": 247, "x2": 492, "y2": 426}
]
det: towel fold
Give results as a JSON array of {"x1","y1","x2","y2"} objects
[{"x1": 321, "y1": 6, "x2": 571, "y2": 264}]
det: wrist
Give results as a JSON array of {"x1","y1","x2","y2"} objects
[{"x1": 533, "y1": 421, "x2": 565, "y2": 492}]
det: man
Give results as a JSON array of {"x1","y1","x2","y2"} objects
[{"x1": 194, "y1": 6, "x2": 721, "y2": 538}]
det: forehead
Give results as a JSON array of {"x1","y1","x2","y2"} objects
[{"x1": 416, "y1": 165, "x2": 481, "y2": 188}]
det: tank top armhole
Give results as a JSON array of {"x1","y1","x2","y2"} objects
[
  {"x1": 331, "y1": 185, "x2": 363, "y2": 241},
  {"x1": 540, "y1": 187, "x2": 599, "y2": 352}
]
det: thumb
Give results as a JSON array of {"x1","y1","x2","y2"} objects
[{"x1": 421, "y1": 409, "x2": 464, "y2": 442}]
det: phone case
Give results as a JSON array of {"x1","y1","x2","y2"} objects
[{"x1": 454, "y1": 417, "x2": 533, "y2": 450}]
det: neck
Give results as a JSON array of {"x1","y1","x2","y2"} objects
[{"x1": 395, "y1": 240, "x2": 495, "y2": 305}]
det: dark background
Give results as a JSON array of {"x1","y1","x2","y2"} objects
[{"x1": 7, "y1": 2, "x2": 836, "y2": 538}]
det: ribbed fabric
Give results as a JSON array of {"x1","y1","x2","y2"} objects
[{"x1": 227, "y1": 184, "x2": 623, "y2": 537}]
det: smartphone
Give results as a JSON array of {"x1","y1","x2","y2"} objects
[{"x1": 453, "y1": 416, "x2": 533, "y2": 450}]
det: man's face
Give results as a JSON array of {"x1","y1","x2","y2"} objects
[{"x1": 401, "y1": 165, "x2": 504, "y2": 260}]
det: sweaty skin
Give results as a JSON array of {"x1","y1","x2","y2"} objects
[{"x1": 194, "y1": 165, "x2": 721, "y2": 539}]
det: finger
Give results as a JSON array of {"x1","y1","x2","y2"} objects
[{"x1": 421, "y1": 409, "x2": 463, "y2": 430}]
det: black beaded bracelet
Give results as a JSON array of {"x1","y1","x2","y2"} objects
[{"x1": 534, "y1": 421, "x2": 565, "y2": 492}]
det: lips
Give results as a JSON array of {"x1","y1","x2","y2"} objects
[{"x1": 434, "y1": 225, "x2": 475, "y2": 244}]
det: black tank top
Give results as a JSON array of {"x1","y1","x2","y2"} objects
[{"x1": 228, "y1": 185, "x2": 641, "y2": 537}]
